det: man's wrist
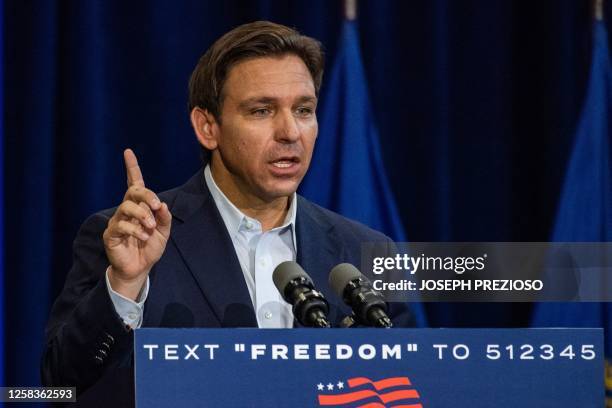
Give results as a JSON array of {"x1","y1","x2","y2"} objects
[{"x1": 107, "y1": 267, "x2": 148, "y2": 301}]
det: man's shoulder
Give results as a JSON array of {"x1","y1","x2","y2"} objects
[{"x1": 296, "y1": 195, "x2": 391, "y2": 243}]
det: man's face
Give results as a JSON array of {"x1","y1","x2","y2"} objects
[{"x1": 209, "y1": 55, "x2": 318, "y2": 204}]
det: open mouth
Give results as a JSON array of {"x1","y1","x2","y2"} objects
[{"x1": 270, "y1": 157, "x2": 300, "y2": 168}]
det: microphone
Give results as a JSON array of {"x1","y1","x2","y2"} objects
[
  {"x1": 272, "y1": 261, "x2": 331, "y2": 328},
  {"x1": 329, "y1": 263, "x2": 393, "y2": 328}
]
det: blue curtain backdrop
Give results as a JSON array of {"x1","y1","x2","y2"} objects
[
  {"x1": 4, "y1": 0, "x2": 611, "y2": 391},
  {"x1": 531, "y1": 17, "x2": 611, "y2": 365},
  {"x1": 530, "y1": 20, "x2": 612, "y2": 402},
  {"x1": 299, "y1": 19, "x2": 407, "y2": 242}
]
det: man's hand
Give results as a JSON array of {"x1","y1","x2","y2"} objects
[{"x1": 103, "y1": 149, "x2": 172, "y2": 300}]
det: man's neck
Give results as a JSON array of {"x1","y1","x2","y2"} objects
[{"x1": 209, "y1": 163, "x2": 290, "y2": 232}]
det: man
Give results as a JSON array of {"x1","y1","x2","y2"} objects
[{"x1": 42, "y1": 21, "x2": 418, "y2": 406}]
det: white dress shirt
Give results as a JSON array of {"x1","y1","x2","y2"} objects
[
  {"x1": 203, "y1": 165, "x2": 296, "y2": 328},
  {"x1": 106, "y1": 165, "x2": 296, "y2": 329},
  {"x1": 105, "y1": 269, "x2": 148, "y2": 328}
]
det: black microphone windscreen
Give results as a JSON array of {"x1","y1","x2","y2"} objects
[
  {"x1": 329, "y1": 263, "x2": 363, "y2": 298},
  {"x1": 272, "y1": 261, "x2": 312, "y2": 294}
]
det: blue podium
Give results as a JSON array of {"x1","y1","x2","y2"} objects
[{"x1": 134, "y1": 328, "x2": 603, "y2": 407}]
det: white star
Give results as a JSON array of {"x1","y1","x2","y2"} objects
[
  {"x1": 317, "y1": 383, "x2": 324, "y2": 391},
  {"x1": 337, "y1": 381, "x2": 344, "y2": 389},
  {"x1": 327, "y1": 383, "x2": 334, "y2": 391}
]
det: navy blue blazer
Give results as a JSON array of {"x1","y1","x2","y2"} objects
[{"x1": 42, "y1": 168, "x2": 417, "y2": 407}]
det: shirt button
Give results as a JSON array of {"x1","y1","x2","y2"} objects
[
  {"x1": 264, "y1": 312, "x2": 273, "y2": 319},
  {"x1": 259, "y1": 259, "x2": 267, "y2": 267},
  {"x1": 245, "y1": 221, "x2": 253, "y2": 230},
  {"x1": 128, "y1": 313, "x2": 138, "y2": 320}
]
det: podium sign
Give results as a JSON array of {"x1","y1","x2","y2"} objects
[{"x1": 135, "y1": 328, "x2": 603, "y2": 407}]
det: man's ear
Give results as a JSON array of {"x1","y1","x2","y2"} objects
[{"x1": 190, "y1": 107, "x2": 219, "y2": 150}]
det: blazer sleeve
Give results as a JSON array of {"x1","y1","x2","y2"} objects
[{"x1": 41, "y1": 211, "x2": 133, "y2": 393}]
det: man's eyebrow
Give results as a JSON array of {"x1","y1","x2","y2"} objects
[
  {"x1": 237, "y1": 95, "x2": 318, "y2": 110},
  {"x1": 295, "y1": 95, "x2": 318, "y2": 105},
  {"x1": 237, "y1": 97, "x2": 276, "y2": 109}
]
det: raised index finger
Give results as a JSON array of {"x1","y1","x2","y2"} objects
[{"x1": 124, "y1": 148, "x2": 145, "y2": 188}]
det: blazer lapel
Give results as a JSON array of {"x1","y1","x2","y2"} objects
[
  {"x1": 170, "y1": 170, "x2": 257, "y2": 327},
  {"x1": 295, "y1": 197, "x2": 348, "y2": 323}
]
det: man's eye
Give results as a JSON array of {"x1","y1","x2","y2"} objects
[
  {"x1": 295, "y1": 106, "x2": 314, "y2": 116},
  {"x1": 251, "y1": 108, "x2": 271, "y2": 117}
]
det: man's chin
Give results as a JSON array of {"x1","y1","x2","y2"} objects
[{"x1": 261, "y1": 181, "x2": 300, "y2": 201}]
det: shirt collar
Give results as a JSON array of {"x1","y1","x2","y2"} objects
[{"x1": 204, "y1": 165, "x2": 297, "y2": 240}]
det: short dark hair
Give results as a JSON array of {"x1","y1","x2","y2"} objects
[{"x1": 188, "y1": 21, "x2": 324, "y2": 163}]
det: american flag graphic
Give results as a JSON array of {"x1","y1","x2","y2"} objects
[{"x1": 316, "y1": 376, "x2": 423, "y2": 408}]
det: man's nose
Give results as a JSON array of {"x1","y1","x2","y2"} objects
[{"x1": 274, "y1": 110, "x2": 300, "y2": 143}]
